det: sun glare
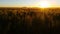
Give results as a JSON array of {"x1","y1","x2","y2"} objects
[{"x1": 39, "y1": 1, "x2": 51, "y2": 8}]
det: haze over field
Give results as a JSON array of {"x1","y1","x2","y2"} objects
[{"x1": 0, "y1": 0, "x2": 60, "y2": 7}]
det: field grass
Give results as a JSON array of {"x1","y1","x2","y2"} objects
[{"x1": 0, "y1": 7, "x2": 60, "y2": 34}]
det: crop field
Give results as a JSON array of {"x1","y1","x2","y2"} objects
[{"x1": 0, "y1": 7, "x2": 60, "y2": 34}]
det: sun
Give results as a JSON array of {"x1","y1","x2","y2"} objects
[{"x1": 39, "y1": 1, "x2": 51, "y2": 8}]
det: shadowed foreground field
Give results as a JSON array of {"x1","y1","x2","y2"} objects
[{"x1": 0, "y1": 8, "x2": 60, "y2": 34}]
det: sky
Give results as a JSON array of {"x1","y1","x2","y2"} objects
[{"x1": 0, "y1": 0, "x2": 60, "y2": 7}]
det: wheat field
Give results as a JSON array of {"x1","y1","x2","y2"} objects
[{"x1": 0, "y1": 7, "x2": 60, "y2": 34}]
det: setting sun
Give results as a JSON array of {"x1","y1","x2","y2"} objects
[{"x1": 39, "y1": 1, "x2": 51, "y2": 8}]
